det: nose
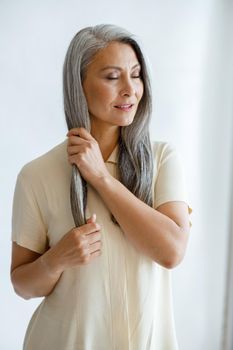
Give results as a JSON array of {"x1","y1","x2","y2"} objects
[{"x1": 120, "y1": 77, "x2": 136, "y2": 97}]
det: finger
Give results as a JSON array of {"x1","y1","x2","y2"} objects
[
  {"x1": 67, "y1": 145, "x2": 82, "y2": 156},
  {"x1": 67, "y1": 127, "x2": 95, "y2": 142},
  {"x1": 68, "y1": 149, "x2": 91, "y2": 165},
  {"x1": 68, "y1": 152, "x2": 90, "y2": 166},
  {"x1": 86, "y1": 213, "x2": 96, "y2": 224},
  {"x1": 90, "y1": 249, "x2": 102, "y2": 259},
  {"x1": 67, "y1": 154, "x2": 79, "y2": 166},
  {"x1": 66, "y1": 128, "x2": 82, "y2": 137},
  {"x1": 89, "y1": 241, "x2": 102, "y2": 254},
  {"x1": 81, "y1": 222, "x2": 101, "y2": 235},
  {"x1": 73, "y1": 222, "x2": 100, "y2": 237},
  {"x1": 87, "y1": 231, "x2": 101, "y2": 244},
  {"x1": 67, "y1": 135, "x2": 85, "y2": 146}
]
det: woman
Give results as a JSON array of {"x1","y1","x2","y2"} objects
[{"x1": 11, "y1": 24, "x2": 192, "y2": 350}]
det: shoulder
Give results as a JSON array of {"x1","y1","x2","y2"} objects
[
  {"x1": 151, "y1": 140, "x2": 180, "y2": 168},
  {"x1": 18, "y1": 139, "x2": 69, "y2": 183}
]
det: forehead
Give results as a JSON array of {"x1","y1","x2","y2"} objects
[{"x1": 89, "y1": 41, "x2": 140, "y2": 69}]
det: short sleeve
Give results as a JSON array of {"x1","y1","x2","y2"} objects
[
  {"x1": 153, "y1": 142, "x2": 193, "y2": 227},
  {"x1": 11, "y1": 170, "x2": 48, "y2": 254}
]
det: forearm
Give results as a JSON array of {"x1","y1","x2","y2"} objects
[
  {"x1": 94, "y1": 175, "x2": 183, "y2": 267},
  {"x1": 11, "y1": 222, "x2": 101, "y2": 299},
  {"x1": 11, "y1": 249, "x2": 63, "y2": 300}
]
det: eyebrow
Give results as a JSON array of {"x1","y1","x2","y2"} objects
[{"x1": 100, "y1": 63, "x2": 141, "y2": 72}]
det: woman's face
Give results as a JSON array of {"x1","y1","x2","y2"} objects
[{"x1": 82, "y1": 41, "x2": 144, "y2": 129}]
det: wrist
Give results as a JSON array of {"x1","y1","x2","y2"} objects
[
  {"x1": 93, "y1": 173, "x2": 115, "y2": 192},
  {"x1": 40, "y1": 250, "x2": 64, "y2": 277}
]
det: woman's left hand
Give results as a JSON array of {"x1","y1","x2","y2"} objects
[{"x1": 66, "y1": 127, "x2": 110, "y2": 187}]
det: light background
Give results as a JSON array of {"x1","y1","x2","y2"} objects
[{"x1": 0, "y1": 0, "x2": 233, "y2": 349}]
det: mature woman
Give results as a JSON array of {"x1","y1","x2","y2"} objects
[{"x1": 10, "y1": 24, "x2": 192, "y2": 350}]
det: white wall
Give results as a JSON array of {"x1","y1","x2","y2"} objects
[{"x1": 1, "y1": 0, "x2": 232, "y2": 349}]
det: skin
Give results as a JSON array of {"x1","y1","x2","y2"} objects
[
  {"x1": 83, "y1": 41, "x2": 144, "y2": 160},
  {"x1": 11, "y1": 41, "x2": 191, "y2": 300},
  {"x1": 11, "y1": 215, "x2": 102, "y2": 299}
]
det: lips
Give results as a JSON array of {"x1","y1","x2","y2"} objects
[{"x1": 114, "y1": 104, "x2": 133, "y2": 110}]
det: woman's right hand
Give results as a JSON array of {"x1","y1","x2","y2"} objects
[{"x1": 41, "y1": 214, "x2": 102, "y2": 274}]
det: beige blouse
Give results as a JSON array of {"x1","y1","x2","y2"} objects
[{"x1": 11, "y1": 139, "x2": 192, "y2": 350}]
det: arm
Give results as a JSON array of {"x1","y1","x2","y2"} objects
[
  {"x1": 11, "y1": 216, "x2": 102, "y2": 300},
  {"x1": 10, "y1": 242, "x2": 62, "y2": 300},
  {"x1": 66, "y1": 128, "x2": 191, "y2": 269},
  {"x1": 93, "y1": 175, "x2": 190, "y2": 268}
]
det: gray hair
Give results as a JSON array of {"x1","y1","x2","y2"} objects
[{"x1": 63, "y1": 24, "x2": 154, "y2": 227}]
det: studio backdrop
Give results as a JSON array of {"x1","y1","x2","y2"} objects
[{"x1": 0, "y1": 1, "x2": 233, "y2": 349}]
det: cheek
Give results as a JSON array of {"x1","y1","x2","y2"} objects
[
  {"x1": 86, "y1": 84, "x2": 113, "y2": 109},
  {"x1": 84, "y1": 89, "x2": 101, "y2": 112},
  {"x1": 98, "y1": 89, "x2": 112, "y2": 103},
  {"x1": 137, "y1": 82, "x2": 144, "y2": 101}
]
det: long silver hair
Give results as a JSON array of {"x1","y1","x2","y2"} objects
[{"x1": 63, "y1": 24, "x2": 154, "y2": 227}]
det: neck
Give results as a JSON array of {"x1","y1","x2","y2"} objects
[{"x1": 90, "y1": 119, "x2": 120, "y2": 162}]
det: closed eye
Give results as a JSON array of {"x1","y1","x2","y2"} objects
[{"x1": 107, "y1": 75, "x2": 141, "y2": 80}]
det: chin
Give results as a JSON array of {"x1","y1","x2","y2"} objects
[
  {"x1": 120, "y1": 120, "x2": 134, "y2": 127},
  {"x1": 116, "y1": 115, "x2": 135, "y2": 126}
]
